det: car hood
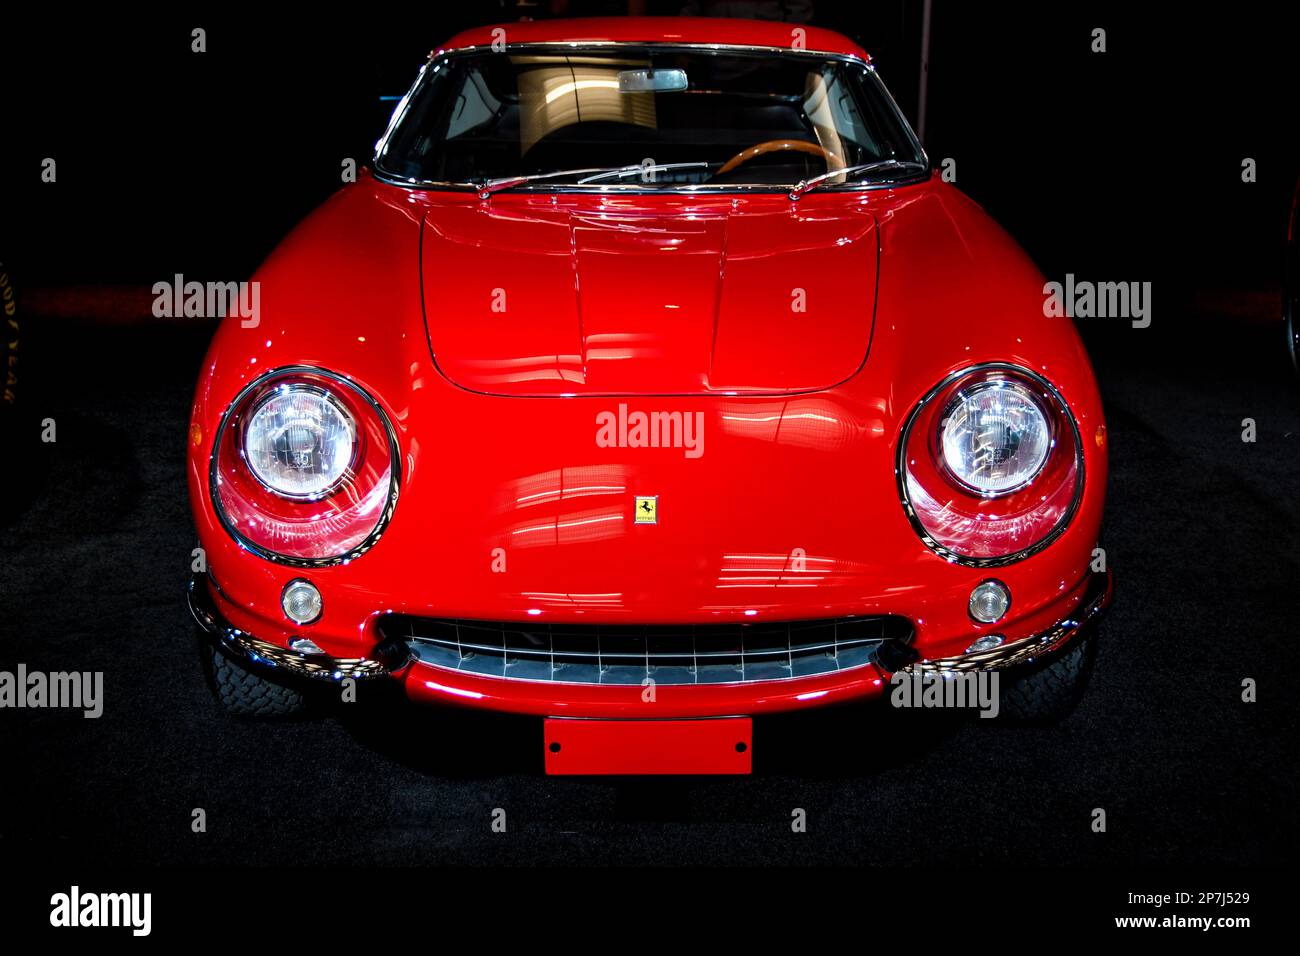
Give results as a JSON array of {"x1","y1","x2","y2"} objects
[{"x1": 419, "y1": 195, "x2": 878, "y2": 396}]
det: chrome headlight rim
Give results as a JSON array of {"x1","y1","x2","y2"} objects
[
  {"x1": 208, "y1": 365, "x2": 402, "y2": 568},
  {"x1": 896, "y1": 362, "x2": 1085, "y2": 568}
]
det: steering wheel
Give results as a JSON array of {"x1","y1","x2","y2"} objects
[{"x1": 716, "y1": 139, "x2": 839, "y2": 176}]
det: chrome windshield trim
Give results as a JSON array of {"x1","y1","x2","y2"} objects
[
  {"x1": 372, "y1": 41, "x2": 929, "y2": 195},
  {"x1": 430, "y1": 40, "x2": 876, "y2": 62},
  {"x1": 372, "y1": 172, "x2": 932, "y2": 195}
]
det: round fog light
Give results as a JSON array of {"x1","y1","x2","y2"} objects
[
  {"x1": 281, "y1": 579, "x2": 323, "y2": 625},
  {"x1": 968, "y1": 579, "x2": 1010, "y2": 624}
]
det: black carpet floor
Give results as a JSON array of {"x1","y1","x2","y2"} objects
[{"x1": 2, "y1": 309, "x2": 1297, "y2": 867}]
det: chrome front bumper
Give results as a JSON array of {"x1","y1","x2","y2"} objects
[
  {"x1": 188, "y1": 569, "x2": 1111, "y2": 686},
  {"x1": 901, "y1": 569, "x2": 1112, "y2": 675},
  {"x1": 188, "y1": 574, "x2": 407, "y2": 682}
]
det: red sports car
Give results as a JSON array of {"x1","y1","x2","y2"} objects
[{"x1": 187, "y1": 17, "x2": 1112, "y2": 774}]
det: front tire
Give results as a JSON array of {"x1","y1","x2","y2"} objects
[
  {"x1": 0, "y1": 257, "x2": 38, "y2": 525},
  {"x1": 998, "y1": 626, "x2": 1098, "y2": 721},
  {"x1": 203, "y1": 642, "x2": 308, "y2": 718}
]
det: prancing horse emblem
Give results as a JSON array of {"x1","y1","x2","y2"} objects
[{"x1": 634, "y1": 495, "x2": 658, "y2": 524}]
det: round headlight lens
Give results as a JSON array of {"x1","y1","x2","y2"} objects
[
  {"x1": 212, "y1": 369, "x2": 398, "y2": 563},
  {"x1": 243, "y1": 385, "x2": 357, "y2": 499},
  {"x1": 939, "y1": 381, "x2": 1051, "y2": 497},
  {"x1": 898, "y1": 364, "x2": 1084, "y2": 564}
]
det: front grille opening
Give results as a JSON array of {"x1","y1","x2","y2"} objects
[{"x1": 380, "y1": 615, "x2": 914, "y2": 685}]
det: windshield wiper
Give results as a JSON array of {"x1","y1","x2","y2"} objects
[
  {"x1": 578, "y1": 162, "x2": 713, "y2": 183},
  {"x1": 787, "y1": 159, "x2": 927, "y2": 201},
  {"x1": 475, "y1": 158, "x2": 924, "y2": 198},
  {"x1": 475, "y1": 167, "x2": 626, "y2": 197},
  {"x1": 476, "y1": 162, "x2": 715, "y2": 196}
]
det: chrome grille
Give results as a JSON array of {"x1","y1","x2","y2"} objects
[{"x1": 385, "y1": 615, "x2": 913, "y2": 685}]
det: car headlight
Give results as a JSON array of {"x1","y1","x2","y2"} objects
[
  {"x1": 243, "y1": 385, "x2": 357, "y2": 499},
  {"x1": 210, "y1": 368, "x2": 399, "y2": 565},
  {"x1": 939, "y1": 380, "x2": 1051, "y2": 497},
  {"x1": 898, "y1": 364, "x2": 1083, "y2": 565}
]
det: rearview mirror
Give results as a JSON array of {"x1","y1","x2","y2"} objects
[{"x1": 617, "y1": 69, "x2": 688, "y2": 93}]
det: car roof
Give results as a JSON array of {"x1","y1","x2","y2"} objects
[{"x1": 437, "y1": 16, "x2": 871, "y2": 62}]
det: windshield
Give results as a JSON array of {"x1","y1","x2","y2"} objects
[{"x1": 374, "y1": 45, "x2": 927, "y2": 190}]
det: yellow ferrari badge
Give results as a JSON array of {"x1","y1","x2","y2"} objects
[{"x1": 634, "y1": 495, "x2": 658, "y2": 524}]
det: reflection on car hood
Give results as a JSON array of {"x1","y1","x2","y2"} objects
[{"x1": 419, "y1": 196, "x2": 878, "y2": 396}]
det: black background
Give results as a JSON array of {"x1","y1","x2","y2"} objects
[
  {"x1": 0, "y1": 0, "x2": 1297, "y2": 896},
  {"x1": 3, "y1": 1, "x2": 1296, "y2": 290}
]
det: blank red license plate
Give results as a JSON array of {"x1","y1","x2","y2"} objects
[{"x1": 543, "y1": 717, "x2": 753, "y2": 775}]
